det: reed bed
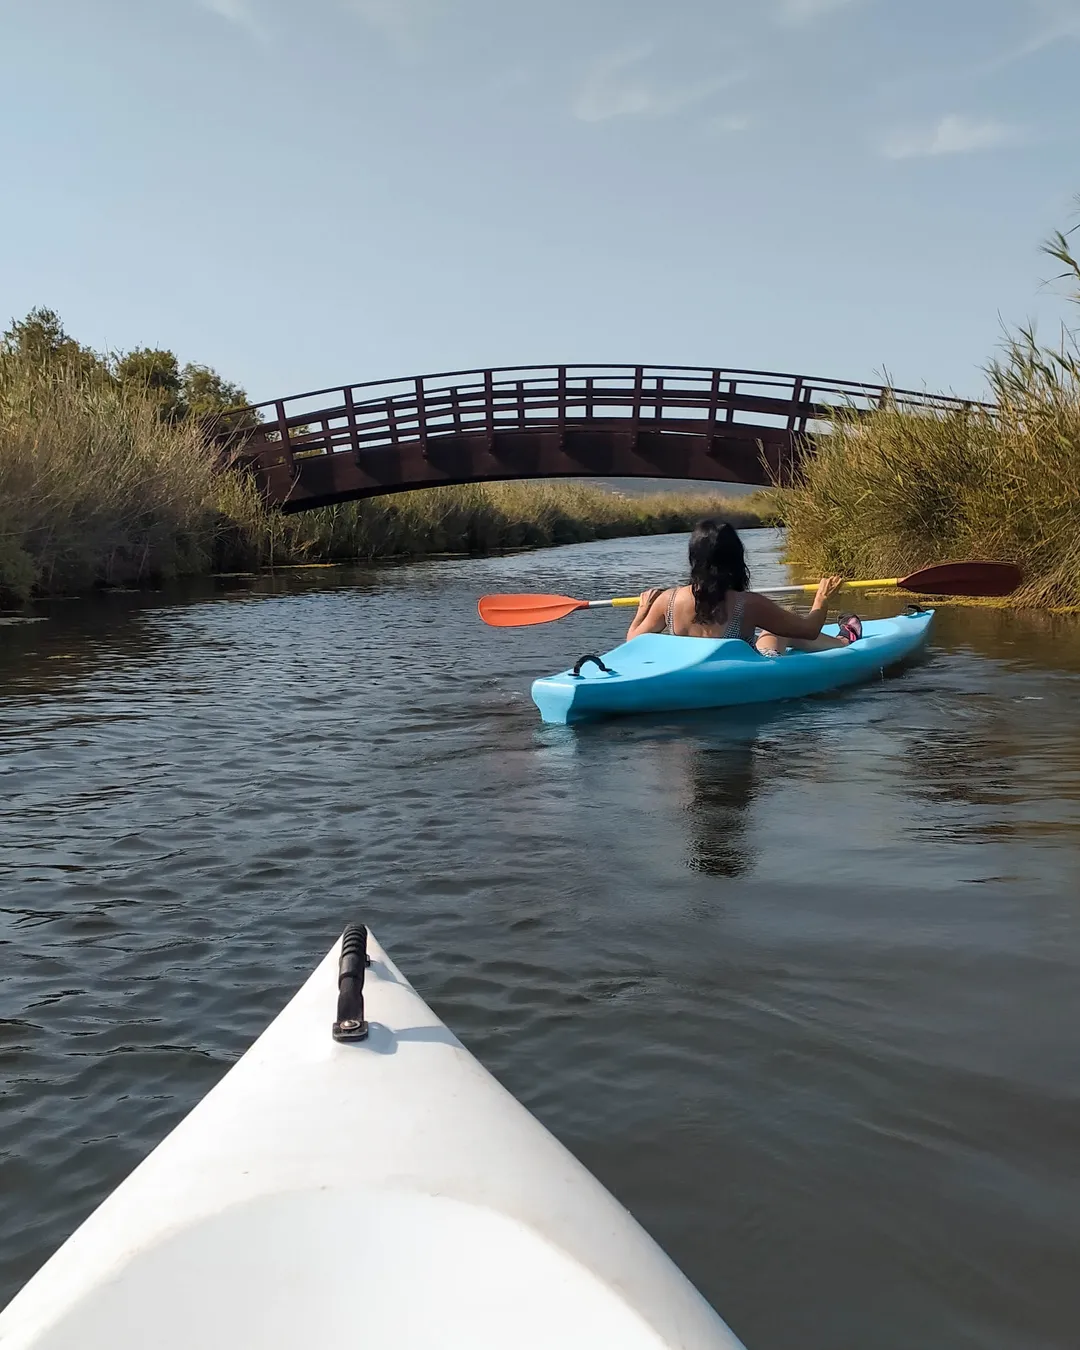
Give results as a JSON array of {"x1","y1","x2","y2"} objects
[
  {"x1": 0, "y1": 350, "x2": 268, "y2": 600},
  {"x1": 784, "y1": 383, "x2": 1080, "y2": 609},
  {"x1": 287, "y1": 482, "x2": 777, "y2": 565},
  {"x1": 784, "y1": 212, "x2": 1080, "y2": 608}
]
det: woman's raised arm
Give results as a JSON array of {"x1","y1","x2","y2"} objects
[
  {"x1": 626, "y1": 588, "x2": 669, "y2": 639},
  {"x1": 745, "y1": 576, "x2": 845, "y2": 640}
]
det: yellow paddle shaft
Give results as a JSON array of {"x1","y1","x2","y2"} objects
[{"x1": 596, "y1": 578, "x2": 899, "y2": 608}]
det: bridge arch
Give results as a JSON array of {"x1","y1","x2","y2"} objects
[{"x1": 218, "y1": 364, "x2": 977, "y2": 514}]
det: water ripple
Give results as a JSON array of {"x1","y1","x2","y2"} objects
[{"x1": 2, "y1": 532, "x2": 1080, "y2": 1348}]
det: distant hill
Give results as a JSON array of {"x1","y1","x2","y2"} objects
[
  {"x1": 587, "y1": 478, "x2": 760, "y2": 498},
  {"x1": 531, "y1": 478, "x2": 761, "y2": 498}
]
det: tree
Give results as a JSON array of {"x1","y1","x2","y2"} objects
[
  {"x1": 181, "y1": 363, "x2": 259, "y2": 431},
  {"x1": 115, "y1": 348, "x2": 184, "y2": 419},
  {"x1": 2, "y1": 307, "x2": 106, "y2": 381},
  {"x1": 181, "y1": 363, "x2": 247, "y2": 415},
  {"x1": 1, "y1": 307, "x2": 260, "y2": 433}
]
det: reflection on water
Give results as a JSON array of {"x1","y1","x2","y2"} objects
[
  {"x1": 3, "y1": 529, "x2": 1080, "y2": 1350},
  {"x1": 683, "y1": 739, "x2": 759, "y2": 877}
]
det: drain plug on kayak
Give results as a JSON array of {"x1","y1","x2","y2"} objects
[{"x1": 333, "y1": 923, "x2": 371, "y2": 1042}]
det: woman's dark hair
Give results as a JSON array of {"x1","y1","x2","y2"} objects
[{"x1": 688, "y1": 519, "x2": 750, "y2": 623}]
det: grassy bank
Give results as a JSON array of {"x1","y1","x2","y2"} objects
[
  {"x1": 784, "y1": 212, "x2": 1080, "y2": 609},
  {"x1": 783, "y1": 397, "x2": 1080, "y2": 608},
  {"x1": 0, "y1": 348, "x2": 776, "y2": 603},
  {"x1": 0, "y1": 347, "x2": 261, "y2": 602},
  {"x1": 286, "y1": 482, "x2": 778, "y2": 567}
]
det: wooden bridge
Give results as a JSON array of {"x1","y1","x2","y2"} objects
[{"x1": 217, "y1": 364, "x2": 977, "y2": 513}]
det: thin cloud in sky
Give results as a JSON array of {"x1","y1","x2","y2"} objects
[
  {"x1": 991, "y1": 0, "x2": 1080, "y2": 65},
  {"x1": 880, "y1": 114, "x2": 1025, "y2": 160},
  {"x1": 709, "y1": 113, "x2": 753, "y2": 134},
  {"x1": 573, "y1": 45, "x2": 742, "y2": 124},
  {"x1": 877, "y1": 1, "x2": 1080, "y2": 97},
  {"x1": 197, "y1": 0, "x2": 267, "y2": 39},
  {"x1": 345, "y1": 0, "x2": 445, "y2": 56},
  {"x1": 774, "y1": 0, "x2": 864, "y2": 25},
  {"x1": 953, "y1": 0, "x2": 1080, "y2": 76},
  {"x1": 488, "y1": 65, "x2": 533, "y2": 98},
  {"x1": 1021, "y1": 0, "x2": 1080, "y2": 48}
]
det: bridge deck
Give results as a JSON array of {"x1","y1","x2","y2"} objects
[{"x1": 216, "y1": 364, "x2": 982, "y2": 513}]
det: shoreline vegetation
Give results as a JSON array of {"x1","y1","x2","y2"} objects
[
  {"x1": 784, "y1": 206, "x2": 1080, "y2": 610},
  {"x1": 17, "y1": 195, "x2": 1080, "y2": 617},
  {"x1": 0, "y1": 310, "x2": 778, "y2": 604}
]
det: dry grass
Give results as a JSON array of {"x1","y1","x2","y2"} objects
[
  {"x1": 784, "y1": 209, "x2": 1080, "y2": 608},
  {"x1": 285, "y1": 482, "x2": 778, "y2": 564},
  {"x1": 0, "y1": 350, "x2": 267, "y2": 601},
  {"x1": 784, "y1": 389, "x2": 1080, "y2": 609}
]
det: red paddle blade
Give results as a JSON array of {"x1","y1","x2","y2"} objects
[
  {"x1": 477, "y1": 593, "x2": 589, "y2": 627},
  {"x1": 898, "y1": 561, "x2": 1023, "y2": 597}
]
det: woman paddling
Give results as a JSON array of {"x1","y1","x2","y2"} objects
[{"x1": 626, "y1": 518, "x2": 863, "y2": 653}]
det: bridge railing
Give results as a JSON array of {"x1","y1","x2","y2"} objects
[{"x1": 221, "y1": 364, "x2": 986, "y2": 472}]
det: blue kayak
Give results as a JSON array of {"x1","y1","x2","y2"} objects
[{"x1": 531, "y1": 610, "x2": 934, "y2": 724}]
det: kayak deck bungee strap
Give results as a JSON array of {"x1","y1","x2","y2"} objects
[
  {"x1": 333, "y1": 923, "x2": 371, "y2": 1042},
  {"x1": 572, "y1": 654, "x2": 613, "y2": 677}
]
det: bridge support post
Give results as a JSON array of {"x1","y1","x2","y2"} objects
[
  {"x1": 630, "y1": 366, "x2": 643, "y2": 454},
  {"x1": 414, "y1": 377, "x2": 427, "y2": 457},
  {"x1": 484, "y1": 370, "x2": 495, "y2": 452},
  {"x1": 343, "y1": 386, "x2": 361, "y2": 461},
  {"x1": 274, "y1": 400, "x2": 295, "y2": 474},
  {"x1": 786, "y1": 377, "x2": 804, "y2": 433},
  {"x1": 704, "y1": 369, "x2": 721, "y2": 460}
]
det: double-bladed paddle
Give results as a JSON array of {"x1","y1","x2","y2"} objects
[{"x1": 477, "y1": 561, "x2": 1023, "y2": 628}]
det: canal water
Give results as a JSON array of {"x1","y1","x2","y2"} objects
[{"x1": 2, "y1": 528, "x2": 1079, "y2": 1349}]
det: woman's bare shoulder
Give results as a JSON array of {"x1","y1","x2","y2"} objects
[{"x1": 743, "y1": 590, "x2": 777, "y2": 617}]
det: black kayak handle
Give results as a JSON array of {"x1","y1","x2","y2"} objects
[
  {"x1": 333, "y1": 923, "x2": 371, "y2": 1042},
  {"x1": 572, "y1": 653, "x2": 612, "y2": 677}
]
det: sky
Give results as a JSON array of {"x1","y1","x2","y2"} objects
[{"x1": 2, "y1": 0, "x2": 1079, "y2": 404}]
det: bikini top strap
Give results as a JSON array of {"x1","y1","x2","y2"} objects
[
  {"x1": 726, "y1": 591, "x2": 745, "y2": 636},
  {"x1": 664, "y1": 588, "x2": 677, "y2": 633}
]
